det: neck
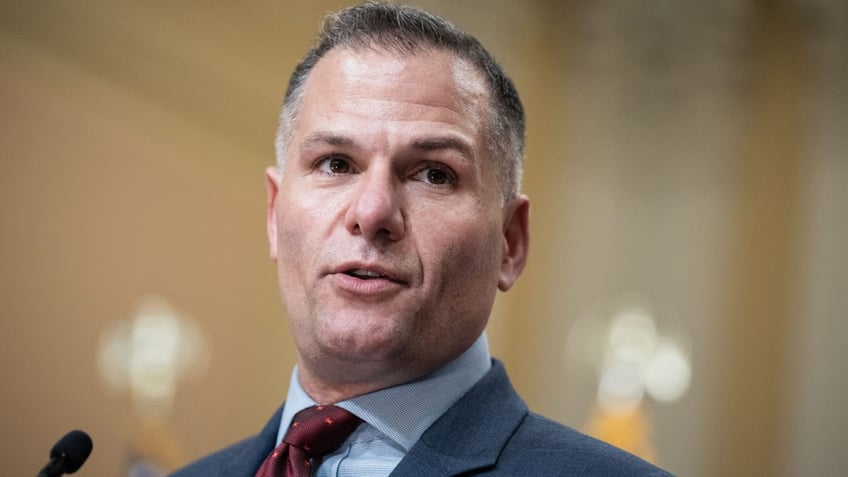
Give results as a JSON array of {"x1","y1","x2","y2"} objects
[{"x1": 297, "y1": 374, "x2": 390, "y2": 404}]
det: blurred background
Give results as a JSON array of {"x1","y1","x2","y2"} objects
[{"x1": 1, "y1": 1, "x2": 845, "y2": 475}]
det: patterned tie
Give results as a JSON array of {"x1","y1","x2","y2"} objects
[{"x1": 255, "y1": 405, "x2": 362, "y2": 477}]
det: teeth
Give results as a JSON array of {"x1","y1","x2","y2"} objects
[{"x1": 351, "y1": 269, "x2": 382, "y2": 278}]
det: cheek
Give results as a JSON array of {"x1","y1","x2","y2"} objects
[
  {"x1": 425, "y1": 217, "x2": 503, "y2": 304},
  {"x1": 274, "y1": 190, "x2": 346, "y2": 303},
  {"x1": 276, "y1": 190, "x2": 338, "y2": 259},
  {"x1": 274, "y1": 205, "x2": 317, "y2": 298},
  {"x1": 276, "y1": 209, "x2": 305, "y2": 268}
]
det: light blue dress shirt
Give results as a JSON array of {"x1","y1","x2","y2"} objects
[{"x1": 275, "y1": 333, "x2": 492, "y2": 477}]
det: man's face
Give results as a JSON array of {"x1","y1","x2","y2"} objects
[{"x1": 266, "y1": 47, "x2": 529, "y2": 389}]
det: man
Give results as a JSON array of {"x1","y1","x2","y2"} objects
[{"x1": 172, "y1": 2, "x2": 670, "y2": 476}]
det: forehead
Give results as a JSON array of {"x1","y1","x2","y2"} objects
[
  {"x1": 316, "y1": 46, "x2": 485, "y2": 91},
  {"x1": 296, "y1": 46, "x2": 489, "y2": 133}
]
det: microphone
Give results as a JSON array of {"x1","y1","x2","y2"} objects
[{"x1": 37, "y1": 430, "x2": 93, "y2": 477}]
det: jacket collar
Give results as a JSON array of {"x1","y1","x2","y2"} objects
[
  {"x1": 220, "y1": 360, "x2": 526, "y2": 477},
  {"x1": 389, "y1": 360, "x2": 528, "y2": 476}
]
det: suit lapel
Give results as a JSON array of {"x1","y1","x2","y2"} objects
[
  {"x1": 220, "y1": 405, "x2": 283, "y2": 477},
  {"x1": 214, "y1": 362, "x2": 526, "y2": 477},
  {"x1": 389, "y1": 360, "x2": 528, "y2": 477}
]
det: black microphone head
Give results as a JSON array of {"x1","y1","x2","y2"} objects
[{"x1": 50, "y1": 430, "x2": 93, "y2": 474}]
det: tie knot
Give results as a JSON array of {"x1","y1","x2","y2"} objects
[{"x1": 283, "y1": 405, "x2": 362, "y2": 458}]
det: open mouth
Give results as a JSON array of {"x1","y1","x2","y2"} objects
[{"x1": 344, "y1": 269, "x2": 388, "y2": 280}]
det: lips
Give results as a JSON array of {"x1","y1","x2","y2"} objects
[
  {"x1": 327, "y1": 262, "x2": 408, "y2": 298},
  {"x1": 330, "y1": 262, "x2": 407, "y2": 285}
]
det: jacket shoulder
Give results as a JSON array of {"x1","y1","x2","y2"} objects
[
  {"x1": 495, "y1": 412, "x2": 673, "y2": 476},
  {"x1": 169, "y1": 405, "x2": 283, "y2": 477},
  {"x1": 169, "y1": 436, "x2": 255, "y2": 477}
]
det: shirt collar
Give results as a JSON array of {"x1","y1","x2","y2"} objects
[{"x1": 277, "y1": 333, "x2": 492, "y2": 451}]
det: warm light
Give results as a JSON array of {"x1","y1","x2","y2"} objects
[
  {"x1": 567, "y1": 293, "x2": 692, "y2": 410},
  {"x1": 643, "y1": 338, "x2": 691, "y2": 403},
  {"x1": 97, "y1": 295, "x2": 210, "y2": 419},
  {"x1": 572, "y1": 293, "x2": 691, "y2": 464},
  {"x1": 597, "y1": 363, "x2": 645, "y2": 413},
  {"x1": 608, "y1": 305, "x2": 658, "y2": 367}
]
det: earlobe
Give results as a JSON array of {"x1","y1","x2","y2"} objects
[
  {"x1": 498, "y1": 195, "x2": 530, "y2": 291},
  {"x1": 265, "y1": 166, "x2": 281, "y2": 261}
]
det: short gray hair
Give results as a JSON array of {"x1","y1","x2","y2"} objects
[{"x1": 274, "y1": 1, "x2": 525, "y2": 201}]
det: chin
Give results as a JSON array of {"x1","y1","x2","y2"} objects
[{"x1": 316, "y1": 316, "x2": 412, "y2": 362}]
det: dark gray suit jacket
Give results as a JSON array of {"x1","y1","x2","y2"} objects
[{"x1": 170, "y1": 360, "x2": 672, "y2": 476}]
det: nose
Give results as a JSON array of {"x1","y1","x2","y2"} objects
[{"x1": 343, "y1": 166, "x2": 405, "y2": 242}]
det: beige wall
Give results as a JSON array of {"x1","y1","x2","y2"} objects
[{"x1": 1, "y1": 1, "x2": 845, "y2": 476}]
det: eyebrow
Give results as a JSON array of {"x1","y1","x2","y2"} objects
[
  {"x1": 301, "y1": 131, "x2": 358, "y2": 150},
  {"x1": 300, "y1": 131, "x2": 474, "y2": 161},
  {"x1": 410, "y1": 136, "x2": 474, "y2": 162}
]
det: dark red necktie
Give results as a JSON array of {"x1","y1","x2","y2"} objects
[{"x1": 255, "y1": 405, "x2": 362, "y2": 477}]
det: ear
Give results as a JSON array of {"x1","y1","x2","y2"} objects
[
  {"x1": 498, "y1": 194, "x2": 530, "y2": 291},
  {"x1": 265, "y1": 166, "x2": 282, "y2": 261}
]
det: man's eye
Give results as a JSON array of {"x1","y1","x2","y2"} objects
[
  {"x1": 317, "y1": 156, "x2": 353, "y2": 174},
  {"x1": 414, "y1": 166, "x2": 455, "y2": 186}
]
